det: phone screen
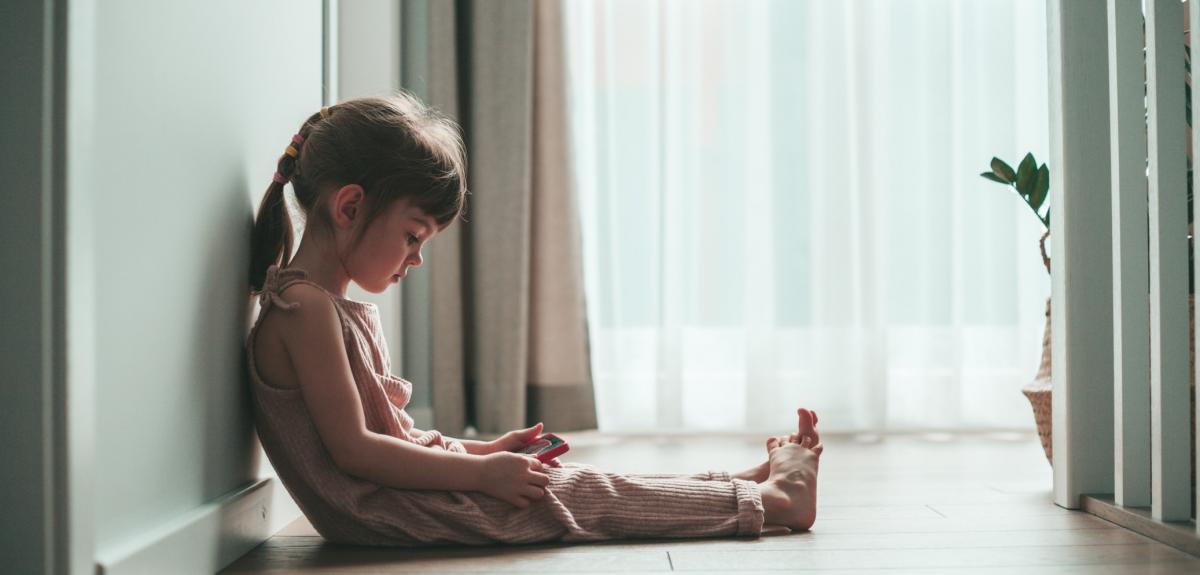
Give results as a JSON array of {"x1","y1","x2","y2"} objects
[{"x1": 518, "y1": 434, "x2": 564, "y2": 455}]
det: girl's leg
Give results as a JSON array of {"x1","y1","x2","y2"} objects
[
  {"x1": 617, "y1": 408, "x2": 822, "y2": 485},
  {"x1": 350, "y1": 464, "x2": 764, "y2": 546},
  {"x1": 342, "y1": 409, "x2": 822, "y2": 546},
  {"x1": 606, "y1": 469, "x2": 742, "y2": 482},
  {"x1": 543, "y1": 466, "x2": 765, "y2": 542}
]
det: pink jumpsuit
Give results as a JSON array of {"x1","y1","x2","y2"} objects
[{"x1": 247, "y1": 265, "x2": 764, "y2": 546}]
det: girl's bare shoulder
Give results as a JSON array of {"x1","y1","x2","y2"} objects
[{"x1": 253, "y1": 284, "x2": 343, "y2": 390}]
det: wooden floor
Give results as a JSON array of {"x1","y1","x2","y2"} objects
[{"x1": 222, "y1": 431, "x2": 1200, "y2": 574}]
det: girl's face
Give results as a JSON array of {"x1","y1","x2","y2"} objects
[{"x1": 344, "y1": 197, "x2": 438, "y2": 294}]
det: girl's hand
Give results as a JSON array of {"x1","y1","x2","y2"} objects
[
  {"x1": 479, "y1": 452, "x2": 551, "y2": 508},
  {"x1": 490, "y1": 422, "x2": 545, "y2": 453}
]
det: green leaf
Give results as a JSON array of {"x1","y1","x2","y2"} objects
[
  {"x1": 1043, "y1": 207, "x2": 1051, "y2": 228},
  {"x1": 1016, "y1": 152, "x2": 1037, "y2": 197},
  {"x1": 1030, "y1": 164, "x2": 1050, "y2": 212},
  {"x1": 980, "y1": 172, "x2": 1009, "y2": 184},
  {"x1": 991, "y1": 157, "x2": 1017, "y2": 184}
]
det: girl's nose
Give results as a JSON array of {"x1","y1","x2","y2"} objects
[{"x1": 408, "y1": 249, "x2": 424, "y2": 267}]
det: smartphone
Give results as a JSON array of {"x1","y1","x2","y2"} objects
[{"x1": 515, "y1": 433, "x2": 569, "y2": 463}]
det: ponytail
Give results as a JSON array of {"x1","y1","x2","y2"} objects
[
  {"x1": 249, "y1": 109, "x2": 326, "y2": 292},
  {"x1": 249, "y1": 178, "x2": 293, "y2": 293}
]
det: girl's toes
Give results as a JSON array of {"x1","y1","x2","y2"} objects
[
  {"x1": 797, "y1": 409, "x2": 817, "y2": 444},
  {"x1": 767, "y1": 437, "x2": 779, "y2": 450}
]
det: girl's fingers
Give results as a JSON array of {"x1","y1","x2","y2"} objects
[
  {"x1": 522, "y1": 485, "x2": 546, "y2": 500},
  {"x1": 505, "y1": 424, "x2": 543, "y2": 450},
  {"x1": 531, "y1": 472, "x2": 551, "y2": 487}
]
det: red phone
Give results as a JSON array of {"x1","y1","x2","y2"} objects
[{"x1": 515, "y1": 433, "x2": 569, "y2": 463}]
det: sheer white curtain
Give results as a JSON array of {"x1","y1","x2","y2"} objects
[{"x1": 565, "y1": 0, "x2": 1051, "y2": 433}]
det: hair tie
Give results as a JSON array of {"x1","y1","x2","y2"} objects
[
  {"x1": 291, "y1": 133, "x2": 304, "y2": 145},
  {"x1": 273, "y1": 171, "x2": 287, "y2": 184},
  {"x1": 319, "y1": 106, "x2": 330, "y2": 119},
  {"x1": 284, "y1": 145, "x2": 299, "y2": 158}
]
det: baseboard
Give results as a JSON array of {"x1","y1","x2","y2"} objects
[
  {"x1": 1081, "y1": 495, "x2": 1200, "y2": 558},
  {"x1": 95, "y1": 477, "x2": 301, "y2": 575}
]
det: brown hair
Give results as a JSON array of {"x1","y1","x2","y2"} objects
[{"x1": 249, "y1": 92, "x2": 467, "y2": 292}]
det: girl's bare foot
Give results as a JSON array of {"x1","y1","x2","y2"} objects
[
  {"x1": 758, "y1": 408, "x2": 822, "y2": 530},
  {"x1": 759, "y1": 435, "x2": 821, "y2": 531},
  {"x1": 732, "y1": 460, "x2": 770, "y2": 483},
  {"x1": 766, "y1": 408, "x2": 820, "y2": 454},
  {"x1": 741, "y1": 408, "x2": 823, "y2": 484}
]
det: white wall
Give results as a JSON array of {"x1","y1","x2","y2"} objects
[
  {"x1": 82, "y1": 0, "x2": 324, "y2": 569},
  {"x1": 4, "y1": 1, "x2": 434, "y2": 571}
]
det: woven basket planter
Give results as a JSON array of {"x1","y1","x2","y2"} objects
[{"x1": 1024, "y1": 297, "x2": 1196, "y2": 489}]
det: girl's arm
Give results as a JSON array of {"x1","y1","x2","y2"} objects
[
  {"x1": 275, "y1": 286, "x2": 548, "y2": 504},
  {"x1": 404, "y1": 424, "x2": 491, "y2": 454},
  {"x1": 348, "y1": 431, "x2": 550, "y2": 505},
  {"x1": 454, "y1": 439, "x2": 495, "y2": 455},
  {"x1": 348, "y1": 431, "x2": 481, "y2": 490},
  {"x1": 438, "y1": 423, "x2": 546, "y2": 455}
]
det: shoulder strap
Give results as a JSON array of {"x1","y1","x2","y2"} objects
[
  {"x1": 253, "y1": 265, "x2": 335, "y2": 313},
  {"x1": 253, "y1": 265, "x2": 297, "y2": 312}
]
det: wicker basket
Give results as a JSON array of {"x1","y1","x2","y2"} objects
[
  {"x1": 1023, "y1": 298, "x2": 1054, "y2": 464},
  {"x1": 1024, "y1": 296, "x2": 1196, "y2": 488}
]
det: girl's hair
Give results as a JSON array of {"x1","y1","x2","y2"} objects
[{"x1": 249, "y1": 92, "x2": 467, "y2": 292}]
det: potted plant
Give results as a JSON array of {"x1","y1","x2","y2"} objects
[
  {"x1": 981, "y1": 144, "x2": 1195, "y2": 474},
  {"x1": 979, "y1": 153, "x2": 1053, "y2": 464}
]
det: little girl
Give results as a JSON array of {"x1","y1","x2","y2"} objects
[{"x1": 246, "y1": 93, "x2": 823, "y2": 546}]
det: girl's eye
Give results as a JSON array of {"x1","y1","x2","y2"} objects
[{"x1": 407, "y1": 233, "x2": 420, "y2": 246}]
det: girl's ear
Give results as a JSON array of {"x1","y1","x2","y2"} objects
[{"x1": 331, "y1": 184, "x2": 365, "y2": 230}]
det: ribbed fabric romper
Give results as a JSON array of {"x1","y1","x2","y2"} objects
[{"x1": 247, "y1": 264, "x2": 765, "y2": 546}]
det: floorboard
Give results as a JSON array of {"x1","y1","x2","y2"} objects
[{"x1": 221, "y1": 432, "x2": 1200, "y2": 573}]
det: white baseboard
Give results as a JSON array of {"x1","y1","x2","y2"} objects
[{"x1": 95, "y1": 477, "x2": 300, "y2": 575}]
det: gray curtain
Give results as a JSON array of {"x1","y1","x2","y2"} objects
[{"x1": 400, "y1": 0, "x2": 597, "y2": 435}]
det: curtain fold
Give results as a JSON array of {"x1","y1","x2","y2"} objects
[
  {"x1": 528, "y1": 0, "x2": 599, "y2": 432},
  {"x1": 406, "y1": 0, "x2": 597, "y2": 435}
]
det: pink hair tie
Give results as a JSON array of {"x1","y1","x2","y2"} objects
[
  {"x1": 292, "y1": 133, "x2": 304, "y2": 145},
  {"x1": 273, "y1": 171, "x2": 287, "y2": 184}
]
